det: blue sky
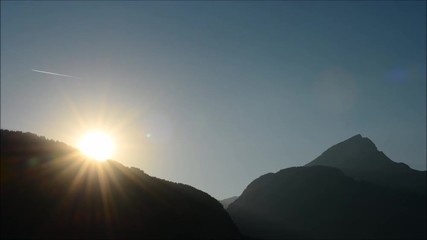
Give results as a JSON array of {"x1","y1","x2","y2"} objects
[{"x1": 1, "y1": 1, "x2": 425, "y2": 199}]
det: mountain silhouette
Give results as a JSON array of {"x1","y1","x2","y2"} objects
[
  {"x1": 228, "y1": 135, "x2": 426, "y2": 239},
  {"x1": 220, "y1": 196, "x2": 238, "y2": 209},
  {"x1": 306, "y1": 134, "x2": 426, "y2": 194},
  {"x1": 1, "y1": 129, "x2": 241, "y2": 239}
]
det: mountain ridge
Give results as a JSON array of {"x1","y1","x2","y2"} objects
[
  {"x1": 228, "y1": 134, "x2": 426, "y2": 239},
  {"x1": 220, "y1": 196, "x2": 238, "y2": 209},
  {"x1": 1, "y1": 129, "x2": 241, "y2": 239},
  {"x1": 228, "y1": 166, "x2": 426, "y2": 239},
  {"x1": 306, "y1": 134, "x2": 426, "y2": 194}
]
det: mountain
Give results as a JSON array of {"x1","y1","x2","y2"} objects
[
  {"x1": 228, "y1": 166, "x2": 426, "y2": 239},
  {"x1": 228, "y1": 135, "x2": 426, "y2": 239},
  {"x1": 306, "y1": 134, "x2": 426, "y2": 194},
  {"x1": 1, "y1": 129, "x2": 241, "y2": 239},
  {"x1": 220, "y1": 196, "x2": 238, "y2": 209}
]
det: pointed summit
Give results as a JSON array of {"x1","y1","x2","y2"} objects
[
  {"x1": 306, "y1": 135, "x2": 425, "y2": 194},
  {"x1": 305, "y1": 134, "x2": 399, "y2": 171},
  {"x1": 347, "y1": 133, "x2": 362, "y2": 140},
  {"x1": 306, "y1": 134, "x2": 383, "y2": 170},
  {"x1": 345, "y1": 134, "x2": 369, "y2": 143},
  {"x1": 228, "y1": 135, "x2": 426, "y2": 239},
  {"x1": 328, "y1": 134, "x2": 377, "y2": 154}
]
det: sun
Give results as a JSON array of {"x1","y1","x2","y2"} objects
[{"x1": 78, "y1": 131, "x2": 115, "y2": 161}]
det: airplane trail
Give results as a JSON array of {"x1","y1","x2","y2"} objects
[{"x1": 31, "y1": 69, "x2": 76, "y2": 78}]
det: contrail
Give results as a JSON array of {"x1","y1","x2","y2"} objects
[{"x1": 31, "y1": 69, "x2": 76, "y2": 78}]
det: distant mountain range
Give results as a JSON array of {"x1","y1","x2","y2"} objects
[
  {"x1": 228, "y1": 135, "x2": 426, "y2": 239},
  {"x1": 220, "y1": 196, "x2": 238, "y2": 209},
  {"x1": 1, "y1": 130, "x2": 241, "y2": 239}
]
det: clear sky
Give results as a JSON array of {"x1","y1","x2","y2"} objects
[{"x1": 1, "y1": 1, "x2": 425, "y2": 199}]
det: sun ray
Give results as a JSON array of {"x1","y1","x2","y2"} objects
[
  {"x1": 103, "y1": 161, "x2": 127, "y2": 198},
  {"x1": 96, "y1": 164, "x2": 114, "y2": 235},
  {"x1": 109, "y1": 163, "x2": 167, "y2": 206},
  {"x1": 66, "y1": 160, "x2": 91, "y2": 198}
]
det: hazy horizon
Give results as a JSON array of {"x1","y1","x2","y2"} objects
[{"x1": 1, "y1": 1, "x2": 425, "y2": 199}]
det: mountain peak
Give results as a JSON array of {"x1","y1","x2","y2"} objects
[
  {"x1": 307, "y1": 134, "x2": 382, "y2": 163},
  {"x1": 306, "y1": 135, "x2": 390, "y2": 171},
  {"x1": 306, "y1": 134, "x2": 404, "y2": 171},
  {"x1": 335, "y1": 134, "x2": 377, "y2": 152},
  {"x1": 350, "y1": 133, "x2": 362, "y2": 139},
  {"x1": 305, "y1": 134, "x2": 425, "y2": 194}
]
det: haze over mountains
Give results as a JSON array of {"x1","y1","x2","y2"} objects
[
  {"x1": 1, "y1": 130, "x2": 240, "y2": 239},
  {"x1": 228, "y1": 135, "x2": 426, "y2": 239},
  {"x1": 220, "y1": 196, "x2": 238, "y2": 209}
]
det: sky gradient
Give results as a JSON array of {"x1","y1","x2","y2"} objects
[{"x1": 1, "y1": 1, "x2": 426, "y2": 199}]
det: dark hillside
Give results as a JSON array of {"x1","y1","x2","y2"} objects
[
  {"x1": 228, "y1": 166, "x2": 426, "y2": 239},
  {"x1": 1, "y1": 129, "x2": 240, "y2": 239}
]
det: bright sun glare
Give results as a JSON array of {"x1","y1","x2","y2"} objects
[{"x1": 78, "y1": 131, "x2": 115, "y2": 161}]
